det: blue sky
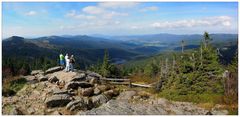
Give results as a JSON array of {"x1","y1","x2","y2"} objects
[{"x1": 2, "y1": 2, "x2": 238, "y2": 38}]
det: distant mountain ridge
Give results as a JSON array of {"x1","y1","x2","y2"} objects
[
  {"x1": 3, "y1": 33, "x2": 238, "y2": 69},
  {"x1": 2, "y1": 35, "x2": 140, "y2": 69}
]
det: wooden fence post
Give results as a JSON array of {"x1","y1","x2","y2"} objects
[{"x1": 129, "y1": 80, "x2": 132, "y2": 88}]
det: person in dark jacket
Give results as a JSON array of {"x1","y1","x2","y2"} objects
[{"x1": 69, "y1": 55, "x2": 75, "y2": 72}]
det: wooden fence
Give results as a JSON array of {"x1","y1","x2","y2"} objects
[{"x1": 100, "y1": 78, "x2": 153, "y2": 88}]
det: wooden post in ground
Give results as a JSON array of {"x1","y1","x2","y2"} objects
[{"x1": 129, "y1": 80, "x2": 132, "y2": 88}]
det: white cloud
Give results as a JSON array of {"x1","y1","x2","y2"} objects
[
  {"x1": 82, "y1": 6, "x2": 105, "y2": 14},
  {"x1": 114, "y1": 21, "x2": 121, "y2": 25},
  {"x1": 65, "y1": 10, "x2": 76, "y2": 17},
  {"x1": 98, "y1": 2, "x2": 139, "y2": 9},
  {"x1": 66, "y1": 10, "x2": 96, "y2": 20},
  {"x1": 222, "y1": 21, "x2": 231, "y2": 26},
  {"x1": 151, "y1": 16, "x2": 232, "y2": 29},
  {"x1": 87, "y1": 20, "x2": 121, "y2": 27},
  {"x1": 59, "y1": 20, "x2": 122, "y2": 31},
  {"x1": 131, "y1": 26, "x2": 141, "y2": 29},
  {"x1": 75, "y1": 15, "x2": 96, "y2": 20},
  {"x1": 25, "y1": 11, "x2": 37, "y2": 16},
  {"x1": 80, "y1": 4, "x2": 129, "y2": 20},
  {"x1": 102, "y1": 11, "x2": 128, "y2": 19},
  {"x1": 59, "y1": 25, "x2": 64, "y2": 30},
  {"x1": 140, "y1": 6, "x2": 158, "y2": 12}
]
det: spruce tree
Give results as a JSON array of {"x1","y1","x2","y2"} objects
[
  {"x1": 203, "y1": 31, "x2": 212, "y2": 49},
  {"x1": 101, "y1": 49, "x2": 110, "y2": 77},
  {"x1": 144, "y1": 59, "x2": 158, "y2": 78}
]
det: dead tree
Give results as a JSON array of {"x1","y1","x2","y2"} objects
[
  {"x1": 217, "y1": 48, "x2": 223, "y2": 57},
  {"x1": 181, "y1": 40, "x2": 185, "y2": 53},
  {"x1": 156, "y1": 61, "x2": 163, "y2": 92}
]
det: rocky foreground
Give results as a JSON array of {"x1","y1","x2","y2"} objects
[{"x1": 2, "y1": 66, "x2": 228, "y2": 115}]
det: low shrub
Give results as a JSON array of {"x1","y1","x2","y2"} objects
[{"x1": 2, "y1": 77, "x2": 27, "y2": 97}]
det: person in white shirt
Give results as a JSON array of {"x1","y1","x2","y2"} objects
[
  {"x1": 65, "y1": 56, "x2": 70, "y2": 72},
  {"x1": 65, "y1": 54, "x2": 69, "y2": 71}
]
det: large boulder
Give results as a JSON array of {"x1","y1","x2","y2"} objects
[
  {"x1": 103, "y1": 89, "x2": 119, "y2": 98},
  {"x1": 79, "y1": 100, "x2": 133, "y2": 115},
  {"x1": 45, "y1": 94, "x2": 72, "y2": 108},
  {"x1": 86, "y1": 71, "x2": 102, "y2": 79},
  {"x1": 89, "y1": 77, "x2": 99, "y2": 85},
  {"x1": 48, "y1": 76, "x2": 59, "y2": 83},
  {"x1": 91, "y1": 94, "x2": 110, "y2": 106},
  {"x1": 31, "y1": 70, "x2": 44, "y2": 76},
  {"x1": 23, "y1": 75, "x2": 38, "y2": 84},
  {"x1": 116, "y1": 91, "x2": 137, "y2": 100},
  {"x1": 53, "y1": 89, "x2": 74, "y2": 95},
  {"x1": 93, "y1": 87, "x2": 101, "y2": 95},
  {"x1": 66, "y1": 97, "x2": 92, "y2": 111},
  {"x1": 56, "y1": 80, "x2": 65, "y2": 89},
  {"x1": 96, "y1": 85, "x2": 111, "y2": 92},
  {"x1": 45, "y1": 66, "x2": 62, "y2": 74},
  {"x1": 81, "y1": 88, "x2": 94, "y2": 97},
  {"x1": 38, "y1": 75, "x2": 48, "y2": 82},
  {"x1": 71, "y1": 73, "x2": 86, "y2": 82},
  {"x1": 65, "y1": 81, "x2": 93, "y2": 90}
]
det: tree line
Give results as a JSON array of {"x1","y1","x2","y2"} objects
[{"x1": 123, "y1": 32, "x2": 237, "y2": 97}]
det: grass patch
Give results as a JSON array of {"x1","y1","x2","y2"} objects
[
  {"x1": 158, "y1": 89, "x2": 238, "y2": 115},
  {"x1": 158, "y1": 90, "x2": 223, "y2": 104},
  {"x1": 2, "y1": 77, "x2": 27, "y2": 96}
]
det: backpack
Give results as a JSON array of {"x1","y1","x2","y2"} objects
[{"x1": 70, "y1": 58, "x2": 75, "y2": 63}]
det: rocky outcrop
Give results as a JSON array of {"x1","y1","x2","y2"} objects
[
  {"x1": 71, "y1": 73, "x2": 86, "y2": 82},
  {"x1": 81, "y1": 88, "x2": 94, "y2": 97},
  {"x1": 103, "y1": 89, "x2": 119, "y2": 98},
  {"x1": 2, "y1": 68, "x2": 229, "y2": 115},
  {"x1": 79, "y1": 90, "x2": 229, "y2": 115},
  {"x1": 86, "y1": 71, "x2": 102, "y2": 79},
  {"x1": 31, "y1": 70, "x2": 44, "y2": 76},
  {"x1": 66, "y1": 97, "x2": 93, "y2": 111},
  {"x1": 38, "y1": 75, "x2": 48, "y2": 82},
  {"x1": 23, "y1": 75, "x2": 38, "y2": 84},
  {"x1": 45, "y1": 94, "x2": 72, "y2": 108},
  {"x1": 48, "y1": 76, "x2": 59, "y2": 83},
  {"x1": 79, "y1": 98, "x2": 204, "y2": 115},
  {"x1": 96, "y1": 85, "x2": 111, "y2": 92},
  {"x1": 53, "y1": 89, "x2": 73, "y2": 95},
  {"x1": 93, "y1": 87, "x2": 101, "y2": 95},
  {"x1": 116, "y1": 90, "x2": 137, "y2": 100},
  {"x1": 91, "y1": 94, "x2": 110, "y2": 106},
  {"x1": 45, "y1": 66, "x2": 62, "y2": 74},
  {"x1": 65, "y1": 81, "x2": 93, "y2": 90}
]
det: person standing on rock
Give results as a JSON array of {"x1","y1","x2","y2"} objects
[
  {"x1": 65, "y1": 56, "x2": 70, "y2": 72},
  {"x1": 59, "y1": 53, "x2": 65, "y2": 69},
  {"x1": 65, "y1": 54, "x2": 69, "y2": 72},
  {"x1": 69, "y1": 55, "x2": 75, "y2": 72}
]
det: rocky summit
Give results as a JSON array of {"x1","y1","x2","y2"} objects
[{"x1": 2, "y1": 66, "x2": 228, "y2": 115}]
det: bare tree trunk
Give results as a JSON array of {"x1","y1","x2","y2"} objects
[
  {"x1": 192, "y1": 53, "x2": 195, "y2": 71},
  {"x1": 156, "y1": 62, "x2": 163, "y2": 92},
  {"x1": 181, "y1": 40, "x2": 184, "y2": 53},
  {"x1": 165, "y1": 58, "x2": 168, "y2": 76}
]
